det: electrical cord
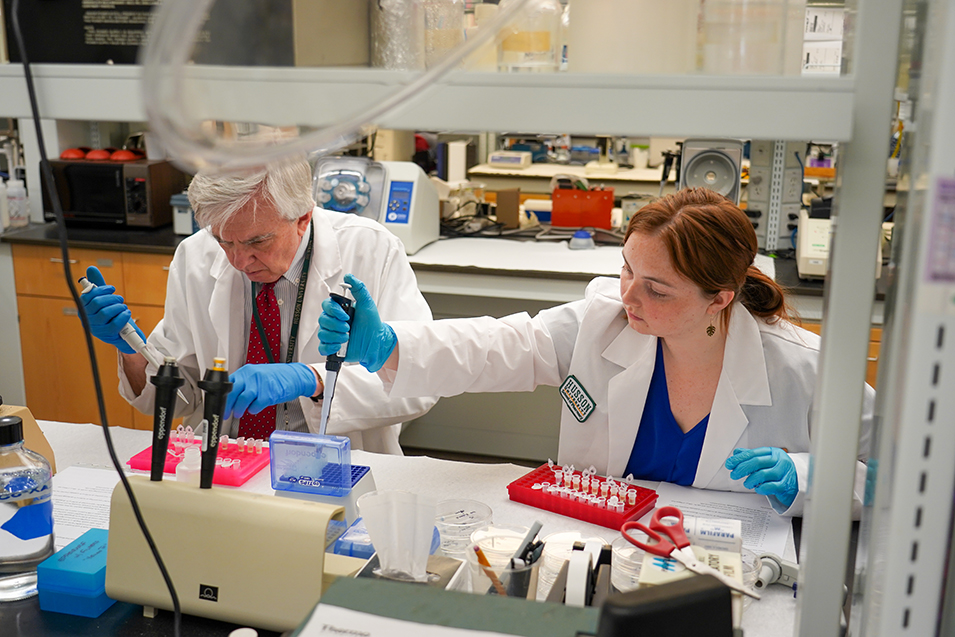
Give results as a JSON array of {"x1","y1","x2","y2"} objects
[{"x1": 10, "y1": 2, "x2": 182, "y2": 635}]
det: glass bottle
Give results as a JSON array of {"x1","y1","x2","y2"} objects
[
  {"x1": 0, "y1": 415, "x2": 54, "y2": 599},
  {"x1": 498, "y1": 0, "x2": 563, "y2": 73}
]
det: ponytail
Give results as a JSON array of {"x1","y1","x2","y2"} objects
[{"x1": 739, "y1": 265, "x2": 794, "y2": 324}]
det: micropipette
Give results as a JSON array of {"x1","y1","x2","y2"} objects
[
  {"x1": 78, "y1": 276, "x2": 189, "y2": 404},
  {"x1": 196, "y1": 357, "x2": 233, "y2": 489},
  {"x1": 318, "y1": 285, "x2": 355, "y2": 436},
  {"x1": 149, "y1": 356, "x2": 185, "y2": 481}
]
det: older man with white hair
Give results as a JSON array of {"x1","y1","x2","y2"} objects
[{"x1": 80, "y1": 158, "x2": 435, "y2": 453}]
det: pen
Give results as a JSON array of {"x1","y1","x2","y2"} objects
[
  {"x1": 473, "y1": 546, "x2": 507, "y2": 596},
  {"x1": 196, "y1": 358, "x2": 232, "y2": 489},
  {"x1": 149, "y1": 357, "x2": 185, "y2": 481}
]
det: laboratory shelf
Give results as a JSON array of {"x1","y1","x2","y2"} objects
[{"x1": 0, "y1": 63, "x2": 855, "y2": 140}]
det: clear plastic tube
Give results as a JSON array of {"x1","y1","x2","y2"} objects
[{"x1": 141, "y1": 0, "x2": 532, "y2": 172}]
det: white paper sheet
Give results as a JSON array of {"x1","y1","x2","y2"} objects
[
  {"x1": 51, "y1": 465, "x2": 122, "y2": 550},
  {"x1": 300, "y1": 604, "x2": 514, "y2": 637},
  {"x1": 653, "y1": 482, "x2": 793, "y2": 560}
]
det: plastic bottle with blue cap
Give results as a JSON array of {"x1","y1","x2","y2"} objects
[{"x1": 569, "y1": 230, "x2": 596, "y2": 250}]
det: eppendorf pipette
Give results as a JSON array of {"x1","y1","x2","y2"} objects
[
  {"x1": 78, "y1": 276, "x2": 188, "y2": 404},
  {"x1": 318, "y1": 285, "x2": 355, "y2": 436}
]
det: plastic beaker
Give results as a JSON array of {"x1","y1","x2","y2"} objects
[
  {"x1": 466, "y1": 529, "x2": 539, "y2": 599},
  {"x1": 434, "y1": 499, "x2": 492, "y2": 559},
  {"x1": 611, "y1": 535, "x2": 645, "y2": 593}
]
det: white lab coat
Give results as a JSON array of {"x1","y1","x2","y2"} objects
[
  {"x1": 386, "y1": 277, "x2": 873, "y2": 516},
  {"x1": 119, "y1": 207, "x2": 437, "y2": 454}
]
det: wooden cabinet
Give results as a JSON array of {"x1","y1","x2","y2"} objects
[
  {"x1": 800, "y1": 321, "x2": 881, "y2": 388},
  {"x1": 13, "y1": 244, "x2": 172, "y2": 430}
]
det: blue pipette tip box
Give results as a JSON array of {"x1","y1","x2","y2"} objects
[
  {"x1": 270, "y1": 431, "x2": 363, "y2": 497},
  {"x1": 37, "y1": 528, "x2": 116, "y2": 618}
]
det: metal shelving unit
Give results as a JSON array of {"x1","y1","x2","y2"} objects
[{"x1": 0, "y1": 2, "x2": 915, "y2": 634}]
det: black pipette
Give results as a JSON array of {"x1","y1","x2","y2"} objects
[
  {"x1": 196, "y1": 357, "x2": 232, "y2": 489},
  {"x1": 318, "y1": 289, "x2": 354, "y2": 436},
  {"x1": 149, "y1": 356, "x2": 185, "y2": 481}
]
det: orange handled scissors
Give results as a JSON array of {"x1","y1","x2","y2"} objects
[{"x1": 621, "y1": 505, "x2": 760, "y2": 600}]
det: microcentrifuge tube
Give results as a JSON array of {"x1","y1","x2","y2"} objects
[
  {"x1": 219, "y1": 435, "x2": 229, "y2": 451},
  {"x1": 553, "y1": 470, "x2": 563, "y2": 485},
  {"x1": 232, "y1": 459, "x2": 241, "y2": 471},
  {"x1": 597, "y1": 497, "x2": 607, "y2": 509},
  {"x1": 572, "y1": 474, "x2": 581, "y2": 490},
  {"x1": 600, "y1": 481, "x2": 610, "y2": 498},
  {"x1": 255, "y1": 439, "x2": 263, "y2": 454},
  {"x1": 236, "y1": 437, "x2": 245, "y2": 452},
  {"x1": 581, "y1": 476, "x2": 590, "y2": 491},
  {"x1": 627, "y1": 490, "x2": 638, "y2": 506}
]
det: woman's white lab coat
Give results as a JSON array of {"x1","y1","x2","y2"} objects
[
  {"x1": 118, "y1": 208, "x2": 437, "y2": 453},
  {"x1": 387, "y1": 277, "x2": 873, "y2": 515}
]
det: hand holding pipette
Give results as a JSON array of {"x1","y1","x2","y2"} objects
[
  {"x1": 316, "y1": 284, "x2": 355, "y2": 436},
  {"x1": 79, "y1": 267, "x2": 188, "y2": 404}
]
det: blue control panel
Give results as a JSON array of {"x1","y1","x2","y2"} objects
[{"x1": 385, "y1": 180, "x2": 413, "y2": 224}]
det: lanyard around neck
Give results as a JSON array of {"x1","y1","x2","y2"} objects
[{"x1": 251, "y1": 222, "x2": 314, "y2": 365}]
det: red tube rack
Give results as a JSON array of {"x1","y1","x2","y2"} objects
[
  {"x1": 506, "y1": 464, "x2": 657, "y2": 530},
  {"x1": 126, "y1": 439, "x2": 270, "y2": 487}
]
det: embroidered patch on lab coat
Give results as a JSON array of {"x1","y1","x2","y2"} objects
[{"x1": 560, "y1": 375, "x2": 595, "y2": 423}]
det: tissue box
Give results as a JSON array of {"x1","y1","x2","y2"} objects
[{"x1": 37, "y1": 528, "x2": 116, "y2": 618}]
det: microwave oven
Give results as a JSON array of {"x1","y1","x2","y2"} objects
[{"x1": 42, "y1": 159, "x2": 188, "y2": 227}]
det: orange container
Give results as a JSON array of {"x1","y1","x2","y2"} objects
[{"x1": 551, "y1": 188, "x2": 614, "y2": 229}]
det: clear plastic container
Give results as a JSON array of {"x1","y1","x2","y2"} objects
[
  {"x1": 498, "y1": 0, "x2": 563, "y2": 73},
  {"x1": 434, "y1": 499, "x2": 492, "y2": 559},
  {"x1": 699, "y1": 0, "x2": 807, "y2": 76},
  {"x1": 0, "y1": 416, "x2": 54, "y2": 600},
  {"x1": 6, "y1": 179, "x2": 28, "y2": 228},
  {"x1": 610, "y1": 535, "x2": 645, "y2": 593},
  {"x1": 423, "y1": 0, "x2": 466, "y2": 69}
]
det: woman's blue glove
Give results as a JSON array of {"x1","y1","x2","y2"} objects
[
  {"x1": 80, "y1": 266, "x2": 142, "y2": 354},
  {"x1": 225, "y1": 362, "x2": 317, "y2": 419},
  {"x1": 725, "y1": 447, "x2": 798, "y2": 508},
  {"x1": 317, "y1": 273, "x2": 397, "y2": 373}
]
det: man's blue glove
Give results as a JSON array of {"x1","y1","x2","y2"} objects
[
  {"x1": 80, "y1": 265, "x2": 143, "y2": 354},
  {"x1": 225, "y1": 363, "x2": 317, "y2": 420},
  {"x1": 317, "y1": 273, "x2": 397, "y2": 373},
  {"x1": 725, "y1": 447, "x2": 798, "y2": 508}
]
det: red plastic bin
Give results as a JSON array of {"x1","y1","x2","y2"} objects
[{"x1": 507, "y1": 464, "x2": 657, "y2": 530}]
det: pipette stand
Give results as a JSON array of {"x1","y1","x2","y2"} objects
[{"x1": 105, "y1": 476, "x2": 366, "y2": 632}]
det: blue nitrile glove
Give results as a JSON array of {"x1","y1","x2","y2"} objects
[
  {"x1": 80, "y1": 265, "x2": 142, "y2": 354},
  {"x1": 317, "y1": 273, "x2": 397, "y2": 373},
  {"x1": 725, "y1": 446, "x2": 798, "y2": 508},
  {"x1": 224, "y1": 362, "x2": 318, "y2": 419}
]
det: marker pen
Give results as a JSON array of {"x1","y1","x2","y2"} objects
[
  {"x1": 196, "y1": 358, "x2": 232, "y2": 489},
  {"x1": 149, "y1": 356, "x2": 185, "y2": 481}
]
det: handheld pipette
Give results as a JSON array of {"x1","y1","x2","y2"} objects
[
  {"x1": 78, "y1": 276, "x2": 188, "y2": 404},
  {"x1": 196, "y1": 357, "x2": 233, "y2": 489},
  {"x1": 318, "y1": 285, "x2": 355, "y2": 436},
  {"x1": 149, "y1": 357, "x2": 185, "y2": 481}
]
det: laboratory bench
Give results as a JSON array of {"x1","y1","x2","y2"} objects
[
  {"x1": 0, "y1": 223, "x2": 886, "y2": 461},
  {"x1": 0, "y1": 419, "x2": 802, "y2": 637}
]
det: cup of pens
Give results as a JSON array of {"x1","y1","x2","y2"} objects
[{"x1": 465, "y1": 524, "x2": 541, "y2": 600}]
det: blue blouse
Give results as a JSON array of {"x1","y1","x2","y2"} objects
[{"x1": 624, "y1": 339, "x2": 709, "y2": 486}]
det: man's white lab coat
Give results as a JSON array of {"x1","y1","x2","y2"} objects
[
  {"x1": 119, "y1": 207, "x2": 436, "y2": 454},
  {"x1": 386, "y1": 277, "x2": 873, "y2": 515}
]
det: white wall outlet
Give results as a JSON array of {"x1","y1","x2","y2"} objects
[
  {"x1": 783, "y1": 167, "x2": 804, "y2": 202},
  {"x1": 748, "y1": 166, "x2": 771, "y2": 202}
]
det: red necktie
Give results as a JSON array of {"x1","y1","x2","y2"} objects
[{"x1": 238, "y1": 282, "x2": 281, "y2": 439}]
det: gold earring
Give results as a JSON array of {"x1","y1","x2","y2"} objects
[{"x1": 706, "y1": 317, "x2": 716, "y2": 337}]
